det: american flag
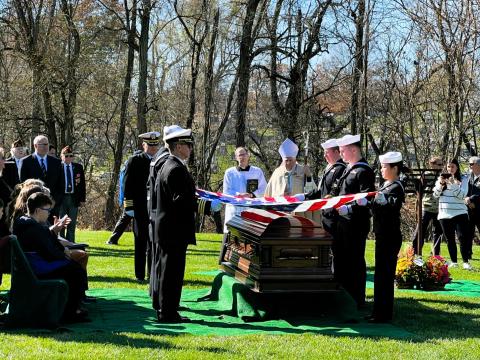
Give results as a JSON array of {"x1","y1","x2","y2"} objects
[{"x1": 196, "y1": 189, "x2": 377, "y2": 213}]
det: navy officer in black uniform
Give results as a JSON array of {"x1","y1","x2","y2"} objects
[
  {"x1": 150, "y1": 125, "x2": 220, "y2": 323},
  {"x1": 334, "y1": 134, "x2": 375, "y2": 309},
  {"x1": 304, "y1": 138, "x2": 346, "y2": 237},
  {"x1": 369, "y1": 151, "x2": 406, "y2": 323},
  {"x1": 123, "y1": 131, "x2": 160, "y2": 281}
]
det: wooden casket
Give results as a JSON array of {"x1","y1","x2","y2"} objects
[{"x1": 221, "y1": 208, "x2": 338, "y2": 293}]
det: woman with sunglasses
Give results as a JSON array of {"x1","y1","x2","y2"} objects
[
  {"x1": 12, "y1": 192, "x2": 89, "y2": 321},
  {"x1": 433, "y1": 159, "x2": 473, "y2": 270}
]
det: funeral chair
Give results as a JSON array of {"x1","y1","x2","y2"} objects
[{"x1": 5, "y1": 235, "x2": 68, "y2": 328}]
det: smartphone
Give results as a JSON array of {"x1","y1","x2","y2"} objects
[{"x1": 440, "y1": 173, "x2": 452, "y2": 179}]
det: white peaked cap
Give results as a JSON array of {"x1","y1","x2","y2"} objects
[
  {"x1": 163, "y1": 125, "x2": 192, "y2": 141},
  {"x1": 379, "y1": 151, "x2": 403, "y2": 164},
  {"x1": 278, "y1": 138, "x2": 299, "y2": 159},
  {"x1": 321, "y1": 138, "x2": 338, "y2": 150},
  {"x1": 336, "y1": 134, "x2": 361, "y2": 147}
]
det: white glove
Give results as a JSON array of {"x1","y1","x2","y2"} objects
[
  {"x1": 374, "y1": 192, "x2": 387, "y2": 205},
  {"x1": 211, "y1": 199, "x2": 222, "y2": 212},
  {"x1": 337, "y1": 205, "x2": 351, "y2": 216},
  {"x1": 356, "y1": 197, "x2": 368, "y2": 206},
  {"x1": 125, "y1": 210, "x2": 135, "y2": 217},
  {"x1": 293, "y1": 193, "x2": 305, "y2": 201},
  {"x1": 304, "y1": 181, "x2": 317, "y2": 193}
]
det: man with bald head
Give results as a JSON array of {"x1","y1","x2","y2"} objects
[{"x1": 20, "y1": 135, "x2": 64, "y2": 217}]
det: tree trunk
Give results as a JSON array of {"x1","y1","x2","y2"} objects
[
  {"x1": 136, "y1": 0, "x2": 151, "y2": 146},
  {"x1": 350, "y1": 0, "x2": 365, "y2": 134},
  {"x1": 104, "y1": 0, "x2": 137, "y2": 227},
  {"x1": 235, "y1": 0, "x2": 261, "y2": 147}
]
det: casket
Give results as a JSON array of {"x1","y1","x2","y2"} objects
[{"x1": 220, "y1": 208, "x2": 338, "y2": 293}]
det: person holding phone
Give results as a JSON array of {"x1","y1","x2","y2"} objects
[{"x1": 433, "y1": 159, "x2": 472, "y2": 269}]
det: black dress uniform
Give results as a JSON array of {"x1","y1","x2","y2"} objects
[
  {"x1": 150, "y1": 154, "x2": 213, "y2": 320},
  {"x1": 372, "y1": 180, "x2": 405, "y2": 322},
  {"x1": 335, "y1": 158, "x2": 375, "y2": 307},
  {"x1": 306, "y1": 159, "x2": 346, "y2": 237},
  {"x1": 466, "y1": 172, "x2": 480, "y2": 260},
  {"x1": 123, "y1": 151, "x2": 152, "y2": 281}
]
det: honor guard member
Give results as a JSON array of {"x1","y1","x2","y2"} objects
[
  {"x1": 464, "y1": 156, "x2": 480, "y2": 261},
  {"x1": 303, "y1": 138, "x2": 346, "y2": 237},
  {"x1": 334, "y1": 134, "x2": 375, "y2": 308},
  {"x1": 123, "y1": 131, "x2": 160, "y2": 281},
  {"x1": 369, "y1": 151, "x2": 406, "y2": 323},
  {"x1": 219, "y1": 147, "x2": 267, "y2": 263},
  {"x1": 151, "y1": 125, "x2": 221, "y2": 323}
]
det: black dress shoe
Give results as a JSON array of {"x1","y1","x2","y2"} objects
[
  {"x1": 82, "y1": 296, "x2": 97, "y2": 303},
  {"x1": 156, "y1": 311, "x2": 191, "y2": 323}
]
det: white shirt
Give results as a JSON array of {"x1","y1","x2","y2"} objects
[
  {"x1": 433, "y1": 176, "x2": 468, "y2": 220},
  {"x1": 222, "y1": 165, "x2": 267, "y2": 232}
]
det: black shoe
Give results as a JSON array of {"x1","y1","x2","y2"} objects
[
  {"x1": 106, "y1": 240, "x2": 118, "y2": 245},
  {"x1": 82, "y1": 296, "x2": 97, "y2": 303},
  {"x1": 156, "y1": 311, "x2": 191, "y2": 323}
]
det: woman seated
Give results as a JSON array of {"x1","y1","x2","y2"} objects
[{"x1": 12, "y1": 192, "x2": 88, "y2": 321}]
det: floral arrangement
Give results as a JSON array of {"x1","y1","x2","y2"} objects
[{"x1": 395, "y1": 246, "x2": 451, "y2": 290}]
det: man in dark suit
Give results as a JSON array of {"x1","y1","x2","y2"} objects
[
  {"x1": 464, "y1": 156, "x2": 480, "y2": 264},
  {"x1": 20, "y1": 135, "x2": 64, "y2": 217},
  {"x1": 150, "y1": 125, "x2": 220, "y2": 323},
  {"x1": 58, "y1": 146, "x2": 86, "y2": 243},
  {"x1": 3, "y1": 139, "x2": 26, "y2": 190},
  {"x1": 123, "y1": 132, "x2": 161, "y2": 281}
]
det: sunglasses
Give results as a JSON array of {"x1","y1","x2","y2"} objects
[
  {"x1": 39, "y1": 207, "x2": 52, "y2": 213},
  {"x1": 63, "y1": 154, "x2": 74, "y2": 158},
  {"x1": 470, "y1": 163, "x2": 477, "y2": 166}
]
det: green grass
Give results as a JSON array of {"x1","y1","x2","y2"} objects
[{"x1": 0, "y1": 231, "x2": 479, "y2": 359}]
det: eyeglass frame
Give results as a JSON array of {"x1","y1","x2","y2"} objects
[{"x1": 39, "y1": 207, "x2": 52, "y2": 213}]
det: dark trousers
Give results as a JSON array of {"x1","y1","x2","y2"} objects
[
  {"x1": 108, "y1": 211, "x2": 132, "y2": 244},
  {"x1": 412, "y1": 211, "x2": 443, "y2": 256},
  {"x1": 439, "y1": 214, "x2": 471, "y2": 263},
  {"x1": 59, "y1": 194, "x2": 78, "y2": 242},
  {"x1": 151, "y1": 243, "x2": 187, "y2": 315},
  {"x1": 467, "y1": 210, "x2": 479, "y2": 259},
  {"x1": 39, "y1": 261, "x2": 88, "y2": 317},
  {"x1": 336, "y1": 216, "x2": 369, "y2": 307},
  {"x1": 133, "y1": 215, "x2": 151, "y2": 280},
  {"x1": 373, "y1": 230, "x2": 402, "y2": 321}
]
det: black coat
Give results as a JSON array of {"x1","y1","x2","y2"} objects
[
  {"x1": 2, "y1": 157, "x2": 21, "y2": 190},
  {"x1": 123, "y1": 152, "x2": 151, "y2": 220},
  {"x1": 373, "y1": 180, "x2": 405, "y2": 237},
  {"x1": 466, "y1": 173, "x2": 480, "y2": 218},
  {"x1": 336, "y1": 159, "x2": 375, "y2": 223},
  {"x1": 64, "y1": 162, "x2": 86, "y2": 206},
  {"x1": 20, "y1": 154, "x2": 64, "y2": 205},
  {"x1": 0, "y1": 177, "x2": 12, "y2": 207},
  {"x1": 154, "y1": 156, "x2": 197, "y2": 248},
  {"x1": 306, "y1": 159, "x2": 346, "y2": 200},
  {"x1": 147, "y1": 147, "x2": 169, "y2": 219}
]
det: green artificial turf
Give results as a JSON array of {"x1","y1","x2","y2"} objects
[{"x1": 0, "y1": 231, "x2": 479, "y2": 359}]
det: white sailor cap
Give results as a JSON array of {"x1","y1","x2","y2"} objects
[
  {"x1": 163, "y1": 125, "x2": 192, "y2": 143},
  {"x1": 336, "y1": 134, "x2": 361, "y2": 147},
  {"x1": 139, "y1": 131, "x2": 161, "y2": 145},
  {"x1": 278, "y1": 138, "x2": 299, "y2": 159},
  {"x1": 321, "y1": 138, "x2": 338, "y2": 150},
  {"x1": 379, "y1": 151, "x2": 403, "y2": 164}
]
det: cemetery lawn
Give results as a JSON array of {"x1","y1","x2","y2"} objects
[{"x1": 0, "y1": 231, "x2": 479, "y2": 359}]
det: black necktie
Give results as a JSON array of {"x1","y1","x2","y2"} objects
[
  {"x1": 66, "y1": 165, "x2": 73, "y2": 193},
  {"x1": 40, "y1": 158, "x2": 47, "y2": 178}
]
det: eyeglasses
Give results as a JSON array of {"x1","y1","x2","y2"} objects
[
  {"x1": 63, "y1": 155, "x2": 74, "y2": 158},
  {"x1": 39, "y1": 207, "x2": 52, "y2": 213},
  {"x1": 36, "y1": 143, "x2": 49, "y2": 146}
]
